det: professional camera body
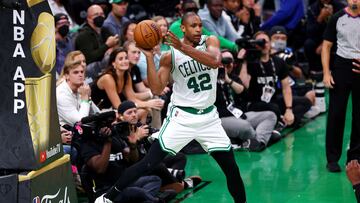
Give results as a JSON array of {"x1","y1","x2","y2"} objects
[
  {"x1": 235, "y1": 37, "x2": 266, "y2": 62},
  {"x1": 71, "y1": 111, "x2": 131, "y2": 143}
]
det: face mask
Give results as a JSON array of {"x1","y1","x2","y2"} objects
[
  {"x1": 58, "y1": 25, "x2": 69, "y2": 37},
  {"x1": 350, "y1": 4, "x2": 358, "y2": 11},
  {"x1": 93, "y1": 16, "x2": 105, "y2": 28},
  {"x1": 271, "y1": 40, "x2": 287, "y2": 51}
]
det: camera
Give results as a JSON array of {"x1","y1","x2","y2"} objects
[
  {"x1": 72, "y1": 111, "x2": 131, "y2": 142},
  {"x1": 235, "y1": 37, "x2": 266, "y2": 62},
  {"x1": 273, "y1": 48, "x2": 296, "y2": 66}
]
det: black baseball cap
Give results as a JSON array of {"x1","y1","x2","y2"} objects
[
  {"x1": 54, "y1": 13, "x2": 69, "y2": 24},
  {"x1": 269, "y1": 26, "x2": 287, "y2": 36}
]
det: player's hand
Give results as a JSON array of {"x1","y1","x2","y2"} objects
[
  {"x1": 283, "y1": 109, "x2": 294, "y2": 126},
  {"x1": 323, "y1": 72, "x2": 335, "y2": 88},
  {"x1": 139, "y1": 47, "x2": 154, "y2": 58},
  {"x1": 352, "y1": 59, "x2": 360, "y2": 74},
  {"x1": 146, "y1": 99, "x2": 164, "y2": 110},
  {"x1": 346, "y1": 160, "x2": 360, "y2": 185},
  {"x1": 164, "y1": 31, "x2": 182, "y2": 50}
]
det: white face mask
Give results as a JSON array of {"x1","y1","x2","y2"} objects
[{"x1": 271, "y1": 40, "x2": 287, "y2": 51}]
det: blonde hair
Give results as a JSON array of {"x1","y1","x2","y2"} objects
[
  {"x1": 152, "y1": 16, "x2": 167, "y2": 24},
  {"x1": 57, "y1": 50, "x2": 85, "y2": 86}
]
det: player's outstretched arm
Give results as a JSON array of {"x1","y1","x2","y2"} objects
[
  {"x1": 166, "y1": 31, "x2": 222, "y2": 69},
  {"x1": 140, "y1": 49, "x2": 171, "y2": 95}
]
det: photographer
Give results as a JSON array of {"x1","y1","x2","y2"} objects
[
  {"x1": 215, "y1": 51, "x2": 278, "y2": 152},
  {"x1": 269, "y1": 26, "x2": 321, "y2": 118},
  {"x1": 117, "y1": 101, "x2": 202, "y2": 193},
  {"x1": 77, "y1": 112, "x2": 163, "y2": 202},
  {"x1": 239, "y1": 31, "x2": 311, "y2": 128}
]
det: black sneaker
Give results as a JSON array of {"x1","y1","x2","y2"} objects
[
  {"x1": 326, "y1": 162, "x2": 341, "y2": 173},
  {"x1": 157, "y1": 189, "x2": 177, "y2": 203},
  {"x1": 248, "y1": 139, "x2": 266, "y2": 152},
  {"x1": 268, "y1": 130, "x2": 282, "y2": 145}
]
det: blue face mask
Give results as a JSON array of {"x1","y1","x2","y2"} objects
[{"x1": 271, "y1": 40, "x2": 287, "y2": 51}]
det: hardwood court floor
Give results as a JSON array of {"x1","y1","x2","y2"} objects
[{"x1": 175, "y1": 112, "x2": 355, "y2": 203}]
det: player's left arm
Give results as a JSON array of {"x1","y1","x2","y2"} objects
[{"x1": 166, "y1": 31, "x2": 222, "y2": 68}]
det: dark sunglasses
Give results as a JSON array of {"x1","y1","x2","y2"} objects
[{"x1": 184, "y1": 7, "x2": 199, "y2": 13}]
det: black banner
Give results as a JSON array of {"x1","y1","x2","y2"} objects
[{"x1": 0, "y1": 0, "x2": 63, "y2": 170}]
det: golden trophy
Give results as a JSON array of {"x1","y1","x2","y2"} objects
[{"x1": 25, "y1": 11, "x2": 56, "y2": 160}]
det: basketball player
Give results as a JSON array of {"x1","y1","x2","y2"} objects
[{"x1": 95, "y1": 12, "x2": 247, "y2": 203}]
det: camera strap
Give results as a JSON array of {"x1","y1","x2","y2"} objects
[
  {"x1": 259, "y1": 57, "x2": 277, "y2": 86},
  {"x1": 259, "y1": 58, "x2": 277, "y2": 103}
]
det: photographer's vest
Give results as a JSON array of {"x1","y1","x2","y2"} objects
[{"x1": 169, "y1": 35, "x2": 218, "y2": 109}]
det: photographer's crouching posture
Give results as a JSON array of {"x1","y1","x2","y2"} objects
[
  {"x1": 117, "y1": 101, "x2": 202, "y2": 193},
  {"x1": 76, "y1": 111, "x2": 169, "y2": 203}
]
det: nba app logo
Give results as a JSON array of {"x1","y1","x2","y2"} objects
[{"x1": 33, "y1": 196, "x2": 40, "y2": 203}]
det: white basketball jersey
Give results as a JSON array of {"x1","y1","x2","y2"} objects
[{"x1": 169, "y1": 35, "x2": 218, "y2": 109}]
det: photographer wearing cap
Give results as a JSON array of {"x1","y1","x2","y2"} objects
[
  {"x1": 77, "y1": 108, "x2": 162, "y2": 202},
  {"x1": 215, "y1": 51, "x2": 277, "y2": 151},
  {"x1": 239, "y1": 31, "x2": 311, "y2": 128},
  {"x1": 269, "y1": 26, "x2": 319, "y2": 119},
  {"x1": 117, "y1": 101, "x2": 202, "y2": 194}
]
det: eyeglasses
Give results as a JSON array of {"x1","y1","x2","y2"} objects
[{"x1": 184, "y1": 7, "x2": 199, "y2": 13}]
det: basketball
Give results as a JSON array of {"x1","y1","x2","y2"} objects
[{"x1": 134, "y1": 20, "x2": 162, "y2": 50}]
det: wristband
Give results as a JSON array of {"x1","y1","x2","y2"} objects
[
  {"x1": 286, "y1": 106, "x2": 292, "y2": 110},
  {"x1": 229, "y1": 80, "x2": 234, "y2": 86}
]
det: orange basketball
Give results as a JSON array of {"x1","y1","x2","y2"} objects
[{"x1": 134, "y1": 20, "x2": 162, "y2": 50}]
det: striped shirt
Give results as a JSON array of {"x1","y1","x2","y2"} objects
[{"x1": 323, "y1": 8, "x2": 360, "y2": 59}]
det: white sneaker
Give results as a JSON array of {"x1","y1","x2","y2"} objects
[
  {"x1": 95, "y1": 194, "x2": 113, "y2": 203},
  {"x1": 304, "y1": 106, "x2": 321, "y2": 119},
  {"x1": 231, "y1": 144, "x2": 242, "y2": 150}
]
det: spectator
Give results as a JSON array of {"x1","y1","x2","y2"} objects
[
  {"x1": 55, "y1": 13, "x2": 74, "y2": 76},
  {"x1": 169, "y1": 0, "x2": 238, "y2": 53},
  {"x1": 49, "y1": 0, "x2": 77, "y2": 29},
  {"x1": 260, "y1": 0, "x2": 305, "y2": 50},
  {"x1": 346, "y1": 160, "x2": 360, "y2": 202},
  {"x1": 75, "y1": 4, "x2": 119, "y2": 64},
  {"x1": 269, "y1": 26, "x2": 321, "y2": 119},
  {"x1": 153, "y1": 16, "x2": 171, "y2": 52},
  {"x1": 305, "y1": 0, "x2": 346, "y2": 74},
  {"x1": 57, "y1": 51, "x2": 100, "y2": 127},
  {"x1": 103, "y1": 0, "x2": 130, "y2": 37},
  {"x1": 239, "y1": 0, "x2": 261, "y2": 38},
  {"x1": 239, "y1": 31, "x2": 312, "y2": 128},
  {"x1": 215, "y1": 51, "x2": 278, "y2": 151},
  {"x1": 199, "y1": 0, "x2": 241, "y2": 42},
  {"x1": 223, "y1": 0, "x2": 242, "y2": 33},
  {"x1": 119, "y1": 21, "x2": 136, "y2": 45},
  {"x1": 90, "y1": 47, "x2": 164, "y2": 122},
  {"x1": 322, "y1": 0, "x2": 360, "y2": 172},
  {"x1": 260, "y1": 0, "x2": 304, "y2": 31}
]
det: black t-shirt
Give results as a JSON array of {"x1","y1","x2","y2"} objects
[
  {"x1": 130, "y1": 65, "x2": 143, "y2": 91},
  {"x1": 80, "y1": 137, "x2": 128, "y2": 191},
  {"x1": 215, "y1": 74, "x2": 248, "y2": 118},
  {"x1": 247, "y1": 56, "x2": 289, "y2": 103}
]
